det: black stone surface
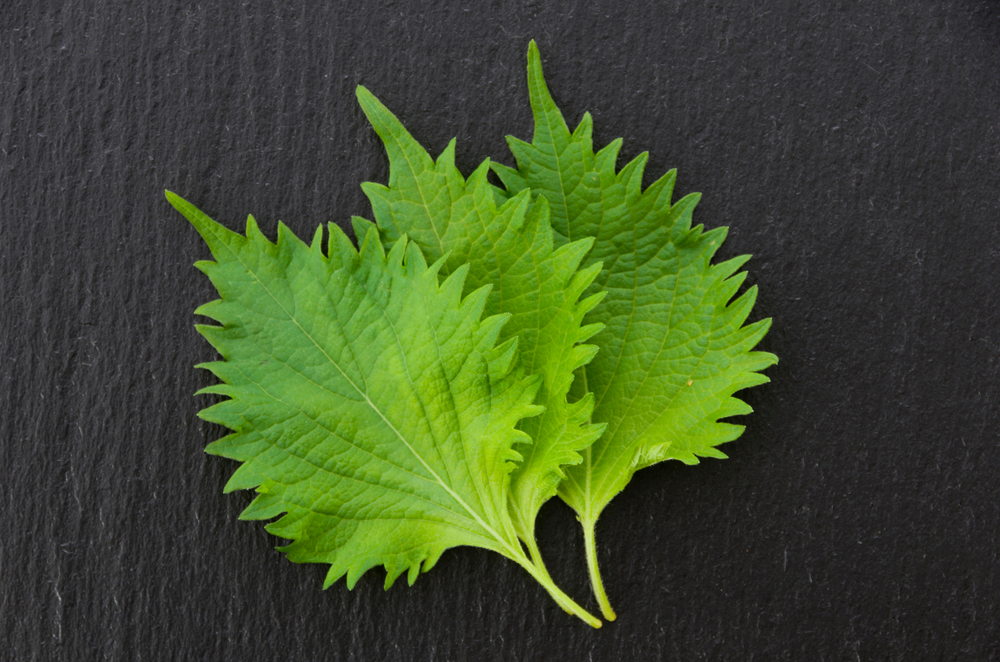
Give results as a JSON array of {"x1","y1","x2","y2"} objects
[{"x1": 3, "y1": 1, "x2": 999, "y2": 659}]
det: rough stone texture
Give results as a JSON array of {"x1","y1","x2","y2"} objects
[{"x1": 3, "y1": 1, "x2": 999, "y2": 659}]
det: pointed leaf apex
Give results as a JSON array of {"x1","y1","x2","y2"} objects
[
  {"x1": 359, "y1": 224, "x2": 386, "y2": 262},
  {"x1": 167, "y1": 191, "x2": 245, "y2": 259},
  {"x1": 351, "y1": 216, "x2": 377, "y2": 245},
  {"x1": 468, "y1": 159, "x2": 493, "y2": 189},
  {"x1": 357, "y1": 85, "x2": 433, "y2": 174},
  {"x1": 436, "y1": 138, "x2": 458, "y2": 170}
]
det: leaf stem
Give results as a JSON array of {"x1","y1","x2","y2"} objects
[
  {"x1": 523, "y1": 532, "x2": 549, "y2": 576},
  {"x1": 582, "y1": 516, "x2": 616, "y2": 621},
  {"x1": 508, "y1": 508, "x2": 600, "y2": 626},
  {"x1": 513, "y1": 549, "x2": 602, "y2": 628}
]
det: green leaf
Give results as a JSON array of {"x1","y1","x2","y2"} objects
[
  {"x1": 494, "y1": 41, "x2": 778, "y2": 619},
  {"x1": 354, "y1": 88, "x2": 606, "y2": 561},
  {"x1": 166, "y1": 191, "x2": 601, "y2": 627}
]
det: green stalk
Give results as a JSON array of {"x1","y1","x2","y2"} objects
[
  {"x1": 501, "y1": 513, "x2": 600, "y2": 627},
  {"x1": 581, "y1": 515, "x2": 616, "y2": 621},
  {"x1": 513, "y1": 549, "x2": 602, "y2": 629}
]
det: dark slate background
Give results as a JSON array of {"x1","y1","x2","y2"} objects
[{"x1": 3, "y1": 0, "x2": 999, "y2": 659}]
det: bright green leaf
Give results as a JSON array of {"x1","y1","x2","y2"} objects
[
  {"x1": 354, "y1": 88, "x2": 606, "y2": 562},
  {"x1": 494, "y1": 42, "x2": 778, "y2": 619},
  {"x1": 167, "y1": 191, "x2": 601, "y2": 627}
]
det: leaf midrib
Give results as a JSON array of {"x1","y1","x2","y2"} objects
[
  {"x1": 227, "y1": 337, "x2": 475, "y2": 519},
  {"x1": 205, "y1": 221, "x2": 519, "y2": 558}
]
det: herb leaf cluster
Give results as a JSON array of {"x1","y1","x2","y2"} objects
[{"x1": 168, "y1": 42, "x2": 776, "y2": 628}]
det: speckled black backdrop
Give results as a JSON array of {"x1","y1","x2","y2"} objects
[{"x1": 3, "y1": 1, "x2": 1000, "y2": 659}]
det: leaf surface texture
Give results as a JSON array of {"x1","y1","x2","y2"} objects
[
  {"x1": 168, "y1": 192, "x2": 545, "y2": 590},
  {"x1": 354, "y1": 89, "x2": 606, "y2": 544},
  {"x1": 492, "y1": 43, "x2": 777, "y2": 614}
]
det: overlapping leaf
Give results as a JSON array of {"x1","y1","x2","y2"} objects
[
  {"x1": 353, "y1": 88, "x2": 606, "y2": 550},
  {"x1": 170, "y1": 42, "x2": 777, "y2": 629},
  {"x1": 167, "y1": 191, "x2": 553, "y2": 591},
  {"x1": 492, "y1": 42, "x2": 777, "y2": 618}
]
